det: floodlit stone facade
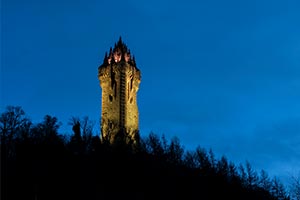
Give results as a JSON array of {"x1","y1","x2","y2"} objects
[{"x1": 98, "y1": 38, "x2": 141, "y2": 143}]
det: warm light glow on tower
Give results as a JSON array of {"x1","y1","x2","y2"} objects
[{"x1": 98, "y1": 37, "x2": 141, "y2": 143}]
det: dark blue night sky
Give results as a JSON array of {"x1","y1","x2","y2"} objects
[{"x1": 1, "y1": 0, "x2": 300, "y2": 185}]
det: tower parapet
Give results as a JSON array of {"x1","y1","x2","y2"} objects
[{"x1": 98, "y1": 37, "x2": 141, "y2": 144}]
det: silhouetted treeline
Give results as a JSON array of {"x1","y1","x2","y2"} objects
[{"x1": 1, "y1": 106, "x2": 298, "y2": 200}]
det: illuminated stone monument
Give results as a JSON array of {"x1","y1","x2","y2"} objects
[{"x1": 98, "y1": 37, "x2": 141, "y2": 143}]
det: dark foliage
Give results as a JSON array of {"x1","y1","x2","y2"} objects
[{"x1": 1, "y1": 106, "x2": 292, "y2": 200}]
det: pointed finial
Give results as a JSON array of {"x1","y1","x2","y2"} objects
[
  {"x1": 117, "y1": 36, "x2": 123, "y2": 49},
  {"x1": 103, "y1": 52, "x2": 107, "y2": 61}
]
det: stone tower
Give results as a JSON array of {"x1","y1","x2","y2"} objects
[{"x1": 98, "y1": 37, "x2": 141, "y2": 143}]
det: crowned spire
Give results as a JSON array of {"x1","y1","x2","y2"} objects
[{"x1": 102, "y1": 37, "x2": 135, "y2": 65}]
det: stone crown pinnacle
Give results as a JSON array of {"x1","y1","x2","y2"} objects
[{"x1": 103, "y1": 37, "x2": 136, "y2": 66}]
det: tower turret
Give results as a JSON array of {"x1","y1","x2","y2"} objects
[{"x1": 98, "y1": 37, "x2": 141, "y2": 143}]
